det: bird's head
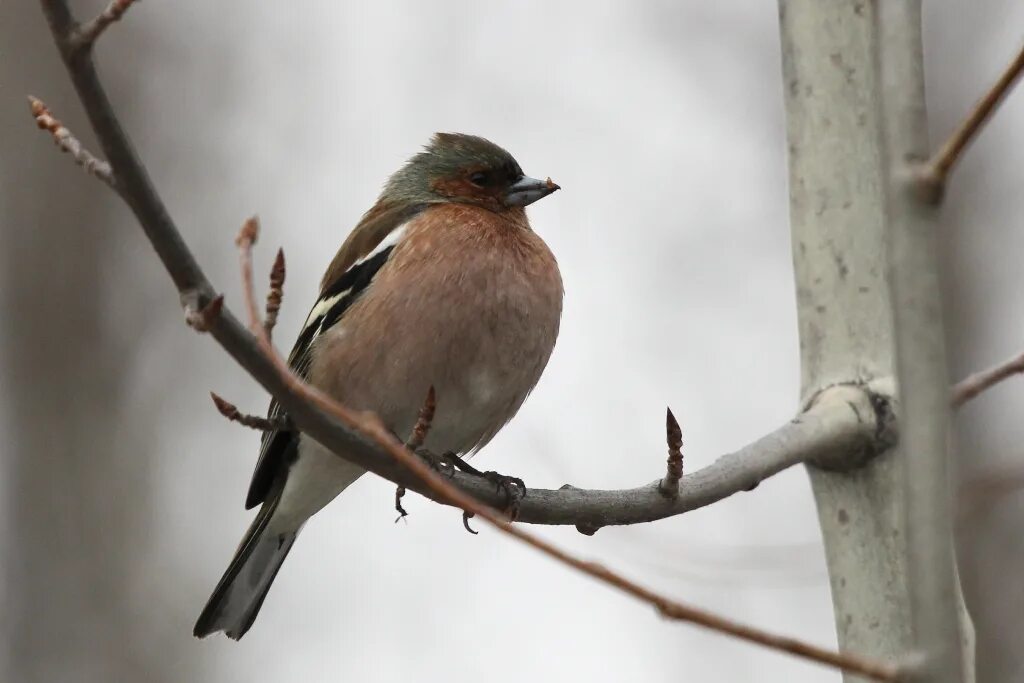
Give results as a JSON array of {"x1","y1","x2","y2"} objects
[
  {"x1": 385, "y1": 133, "x2": 559, "y2": 213},
  {"x1": 321, "y1": 133, "x2": 559, "y2": 290}
]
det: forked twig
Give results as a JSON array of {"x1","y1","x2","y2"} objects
[{"x1": 70, "y1": 0, "x2": 138, "y2": 52}]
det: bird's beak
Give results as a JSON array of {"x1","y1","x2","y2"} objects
[{"x1": 503, "y1": 176, "x2": 560, "y2": 207}]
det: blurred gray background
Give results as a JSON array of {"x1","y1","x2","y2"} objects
[{"x1": 2, "y1": 1, "x2": 1022, "y2": 681}]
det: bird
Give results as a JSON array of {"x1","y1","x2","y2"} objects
[{"x1": 194, "y1": 133, "x2": 563, "y2": 640}]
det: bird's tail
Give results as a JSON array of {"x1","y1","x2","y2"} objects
[{"x1": 193, "y1": 496, "x2": 299, "y2": 640}]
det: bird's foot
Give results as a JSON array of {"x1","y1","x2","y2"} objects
[
  {"x1": 413, "y1": 447, "x2": 457, "y2": 478},
  {"x1": 438, "y1": 452, "x2": 526, "y2": 518},
  {"x1": 481, "y1": 471, "x2": 526, "y2": 519}
]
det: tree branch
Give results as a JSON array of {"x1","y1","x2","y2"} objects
[
  {"x1": 921, "y1": 42, "x2": 1024, "y2": 196},
  {"x1": 234, "y1": 216, "x2": 900, "y2": 682},
  {"x1": 877, "y1": 2, "x2": 969, "y2": 680},
  {"x1": 24, "y1": 89, "x2": 889, "y2": 530},
  {"x1": 950, "y1": 349, "x2": 1024, "y2": 409}
]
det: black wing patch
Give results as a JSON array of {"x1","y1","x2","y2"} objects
[{"x1": 244, "y1": 246, "x2": 396, "y2": 509}]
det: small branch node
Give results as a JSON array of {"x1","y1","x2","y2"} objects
[
  {"x1": 658, "y1": 406, "x2": 684, "y2": 498},
  {"x1": 210, "y1": 392, "x2": 290, "y2": 432},
  {"x1": 69, "y1": 0, "x2": 138, "y2": 53},
  {"x1": 264, "y1": 248, "x2": 286, "y2": 339},
  {"x1": 28, "y1": 96, "x2": 115, "y2": 189},
  {"x1": 907, "y1": 163, "x2": 945, "y2": 207},
  {"x1": 184, "y1": 294, "x2": 223, "y2": 332}
]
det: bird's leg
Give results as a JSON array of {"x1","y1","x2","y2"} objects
[
  {"x1": 394, "y1": 485, "x2": 409, "y2": 522},
  {"x1": 440, "y1": 452, "x2": 527, "y2": 519},
  {"x1": 395, "y1": 447, "x2": 456, "y2": 521}
]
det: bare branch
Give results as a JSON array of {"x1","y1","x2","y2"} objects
[
  {"x1": 658, "y1": 407, "x2": 683, "y2": 498},
  {"x1": 264, "y1": 248, "x2": 285, "y2": 340},
  {"x1": 921, "y1": 42, "x2": 1024, "y2": 196},
  {"x1": 69, "y1": 0, "x2": 137, "y2": 53},
  {"x1": 210, "y1": 392, "x2": 290, "y2": 432},
  {"x1": 232, "y1": 229, "x2": 899, "y2": 682},
  {"x1": 28, "y1": 96, "x2": 114, "y2": 189},
  {"x1": 950, "y1": 350, "x2": 1024, "y2": 409}
]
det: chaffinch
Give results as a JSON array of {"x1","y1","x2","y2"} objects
[{"x1": 195, "y1": 133, "x2": 563, "y2": 639}]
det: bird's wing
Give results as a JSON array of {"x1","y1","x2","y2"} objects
[{"x1": 243, "y1": 235, "x2": 404, "y2": 509}]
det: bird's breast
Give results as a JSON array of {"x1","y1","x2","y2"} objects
[{"x1": 311, "y1": 206, "x2": 563, "y2": 454}]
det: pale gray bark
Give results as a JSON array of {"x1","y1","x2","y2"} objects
[
  {"x1": 877, "y1": 2, "x2": 971, "y2": 680},
  {"x1": 778, "y1": 3, "x2": 911, "y2": 678},
  {"x1": 779, "y1": 2, "x2": 974, "y2": 680}
]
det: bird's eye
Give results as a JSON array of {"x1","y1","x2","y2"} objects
[{"x1": 468, "y1": 171, "x2": 490, "y2": 187}]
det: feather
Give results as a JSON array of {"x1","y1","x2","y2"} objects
[{"x1": 244, "y1": 242, "x2": 400, "y2": 509}]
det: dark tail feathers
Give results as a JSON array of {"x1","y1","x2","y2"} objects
[{"x1": 194, "y1": 500, "x2": 299, "y2": 640}]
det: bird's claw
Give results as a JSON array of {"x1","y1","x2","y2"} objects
[
  {"x1": 415, "y1": 450, "x2": 526, "y2": 519},
  {"x1": 482, "y1": 471, "x2": 526, "y2": 520}
]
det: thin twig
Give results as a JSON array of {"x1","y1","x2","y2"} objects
[
  {"x1": 659, "y1": 407, "x2": 684, "y2": 498},
  {"x1": 210, "y1": 392, "x2": 290, "y2": 432},
  {"x1": 264, "y1": 248, "x2": 285, "y2": 340},
  {"x1": 28, "y1": 96, "x2": 115, "y2": 189},
  {"x1": 236, "y1": 217, "x2": 262, "y2": 337},
  {"x1": 950, "y1": 350, "x2": 1024, "y2": 409},
  {"x1": 922, "y1": 42, "x2": 1024, "y2": 194},
  {"x1": 69, "y1": 0, "x2": 137, "y2": 53},
  {"x1": 234, "y1": 230, "x2": 899, "y2": 682}
]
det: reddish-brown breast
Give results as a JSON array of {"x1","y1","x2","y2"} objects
[{"x1": 310, "y1": 203, "x2": 563, "y2": 453}]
